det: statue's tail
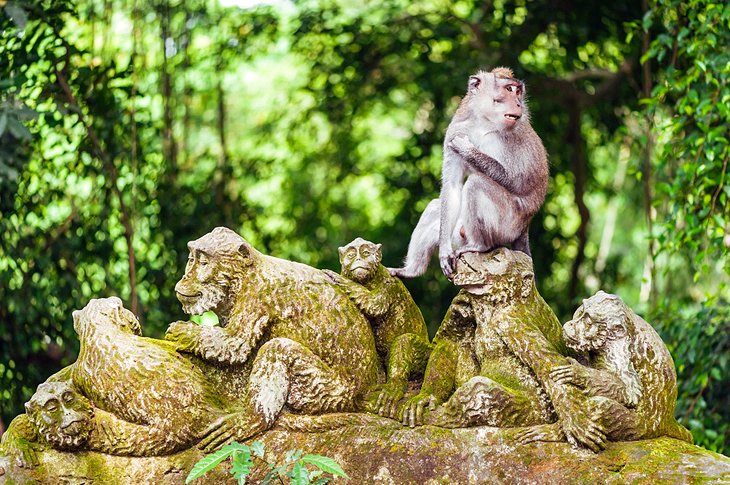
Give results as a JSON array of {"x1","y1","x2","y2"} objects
[
  {"x1": 666, "y1": 418, "x2": 693, "y2": 444},
  {"x1": 275, "y1": 412, "x2": 399, "y2": 433}
]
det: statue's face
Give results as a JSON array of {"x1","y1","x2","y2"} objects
[
  {"x1": 453, "y1": 248, "x2": 533, "y2": 300},
  {"x1": 72, "y1": 297, "x2": 141, "y2": 337},
  {"x1": 175, "y1": 249, "x2": 229, "y2": 315},
  {"x1": 26, "y1": 381, "x2": 94, "y2": 450},
  {"x1": 339, "y1": 238, "x2": 382, "y2": 284},
  {"x1": 563, "y1": 304, "x2": 608, "y2": 352}
]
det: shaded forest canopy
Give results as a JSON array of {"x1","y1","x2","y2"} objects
[{"x1": 0, "y1": 0, "x2": 728, "y2": 453}]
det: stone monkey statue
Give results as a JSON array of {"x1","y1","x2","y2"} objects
[
  {"x1": 165, "y1": 227, "x2": 381, "y2": 452},
  {"x1": 389, "y1": 67, "x2": 548, "y2": 279},
  {"x1": 400, "y1": 249, "x2": 608, "y2": 452},
  {"x1": 323, "y1": 237, "x2": 432, "y2": 418},
  {"x1": 517, "y1": 291, "x2": 693, "y2": 445}
]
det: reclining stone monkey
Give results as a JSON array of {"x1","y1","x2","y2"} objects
[
  {"x1": 0, "y1": 297, "x2": 242, "y2": 461},
  {"x1": 517, "y1": 291, "x2": 693, "y2": 445},
  {"x1": 323, "y1": 237, "x2": 432, "y2": 418},
  {"x1": 165, "y1": 227, "x2": 381, "y2": 451}
]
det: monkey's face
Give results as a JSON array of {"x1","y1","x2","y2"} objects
[
  {"x1": 339, "y1": 238, "x2": 382, "y2": 284},
  {"x1": 72, "y1": 297, "x2": 141, "y2": 338},
  {"x1": 563, "y1": 304, "x2": 609, "y2": 352},
  {"x1": 467, "y1": 71, "x2": 525, "y2": 131},
  {"x1": 25, "y1": 381, "x2": 94, "y2": 450}
]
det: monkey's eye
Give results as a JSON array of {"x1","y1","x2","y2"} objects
[
  {"x1": 361, "y1": 250, "x2": 370, "y2": 257},
  {"x1": 62, "y1": 392, "x2": 75, "y2": 403},
  {"x1": 45, "y1": 400, "x2": 59, "y2": 412}
]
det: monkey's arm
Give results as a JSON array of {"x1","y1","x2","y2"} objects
[
  {"x1": 0, "y1": 415, "x2": 42, "y2": 468},
  {"x1": 165, "y1": 314, "x2": 271, "y2": 366},
  {"x1": 449, "y1": 135, "x2": 519, "y2": 193},
  {"x1": 439, "y1": 148, "x2": 468, "y2": 277}
]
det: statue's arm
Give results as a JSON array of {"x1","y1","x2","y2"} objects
[
  {"x1": 493, "y1": 309, "x2": 607, "y2": 451},
  {"x1": 0, "y1": 415, "x2": 41, "y2": 468},
  {"x1": 323, "y1": 270, "x2": 389, "y2": 317},
  {"x1": 89, "y1": 409, "x2": 188, "y2": 456},
  {"x1": 552, "y1": 359, "x2": 642, "y2": 408},
  {"x1": 165, "y1": 314, "x2": 271, "y2": 366}
]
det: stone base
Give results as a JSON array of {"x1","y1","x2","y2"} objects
[{"x1": 2, "y1": 421, "x2": 730, "y2": 484}]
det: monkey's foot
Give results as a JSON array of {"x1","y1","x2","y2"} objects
[
  {"x1": 387, "y1": 267, "x2": 413, "y2": 279},
  {"x1": 375, "y1": 385, "x2": 406, "y2": 420},
  {"x1": 398, "y1": 393, "x2": 439, "y2": 428},
  {"x1": 514, "y1": 423, "x2": 565, "y2": 445},
  {"x1": 454, "y1": 244, "x2": 490, "y2": 258},
  {"x1": 198, "y1": 411, "x2": 268, "y2": 453}
]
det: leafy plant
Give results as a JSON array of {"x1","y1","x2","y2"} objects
[{"x1": 185, "y1": 441, "x2": 348, "y2": 485}]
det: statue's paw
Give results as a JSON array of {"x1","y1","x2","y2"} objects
[
  {"x1": 198, "y1": 412, "x2": 266, "y2": 453},
  {"x1": 562, "y1": 416, "x2": 606, "y2": 453},
  {"x1": 375, "y1": 386, "x2": 406, "y2": 420},
  {"x1": 398, "y1": 393, "x2": 437, "y2": 428},
  {"x1": 322, "y1": 269, "x2": 345, "y2": 284},
  {"x1": 551, "y1": 358, "x2": 584, "y2": 388},
  {"x1": 515, "y1": 423, "x2": 564, "y2": 445},
  {"x1": 164, "y1": 321, "x2": 196, "y2": 350}
]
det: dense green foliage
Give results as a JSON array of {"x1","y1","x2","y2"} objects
[{"x1": 1, "y1": 0, "x2": 728, "y2": 452}]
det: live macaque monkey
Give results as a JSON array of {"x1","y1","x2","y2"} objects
[{"x1": 389, "y1": 67, "x2": 548, "y2": 279}]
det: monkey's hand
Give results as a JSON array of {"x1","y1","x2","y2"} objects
[
  {"x1": 164, "y1": 321, "x2": 199, "y2": 353},
  {"x1": 375, "y1": 383, "x2": 406, "y2": 420},
  {"x1": 550, "y1": 357, "x2": 586, "y2": 388},
  {"x1": 198, "y1": 411, "x2": 267, "y2": 453},
  {"x1": 448, "y1": 134, "x2": 476, "y2": 157}
]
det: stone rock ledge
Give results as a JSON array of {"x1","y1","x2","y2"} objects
[{"x1": 2, "y1": 422, "x2": 729, "y2": 484}]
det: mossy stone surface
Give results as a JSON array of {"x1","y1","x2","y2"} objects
[{"x1": 3, "y1": 421, "x2": 729, "y2": 484}]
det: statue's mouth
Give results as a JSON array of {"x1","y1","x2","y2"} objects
[{"x1": 176, "y1": 291, "x2": 201, "y2": 299}]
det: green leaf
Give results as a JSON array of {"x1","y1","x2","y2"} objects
[
  {"x1": 288, "y1": 461, "x2": 310, "y2": 485},
  {"x1": 230, "y1": 449, "x2": 252, "y2": 480},
  {"x1": 312, "y1": 479, "x2": 332, "y2": 485},
  {"x1": 261, "y1": 470, "x2": 279, "y2": 485},
  {"x1": 285, "y1": 449, "x2": 303, "y2": 463},
  {"x1": 0, "y1": 112, "x2": 7, "y2": 136},
  {"x1": 301, "y1": 455, "x2": 348, "y2": 478},
  {"x1": 250, "y1": 441, "x2": 265, "y2": 459},
  {"x1": 185, "y1": 446, "x2": 238, "y2": 483}
]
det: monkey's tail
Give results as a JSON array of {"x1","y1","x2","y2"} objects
[
  {"x1": 389, "y1": 199, "x2": 441, "y2": 278},
  {"x1": 275, "y1": 412, "x2": 399, "y2": 433}
]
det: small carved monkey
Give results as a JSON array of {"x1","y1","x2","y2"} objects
[
  {"x1": 389, "y1": 67, "x2": 548, "y2": 279},
  {"x1": 324, "y1": 238, "x2": 432, "y2": 418}
]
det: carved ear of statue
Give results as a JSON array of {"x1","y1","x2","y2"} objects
[
  {"x1": 24, "y1": 401, "x2": 33, "y2": 414},
  {"x1": 520, "y1": 271, "x2": 534, "y2": 299},
  {"x1": 375, "y1": 243, "x2": 383, "y2": 265},
  {"x1": 337, "y1": 246, "x2": 346, "y2": 264},
  {"x1": 238, "y1": 243, "x2": 254, "y2": 267}
]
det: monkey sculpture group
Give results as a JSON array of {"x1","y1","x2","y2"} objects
[{"x1": 1, "y1": 69, "x2": 692, "y2": 468}]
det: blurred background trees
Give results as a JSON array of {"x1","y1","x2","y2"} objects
[{"x1": 1, "y1": 0, "x2": 728, "y2": 452}]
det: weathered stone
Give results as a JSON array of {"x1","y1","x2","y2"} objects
[{"x1": 2, "y1": 422, "x2": 729, "y2": 484}]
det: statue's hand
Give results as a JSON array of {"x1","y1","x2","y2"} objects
[
  {"x1": 322, "y1": 269, "x2": 347, "y2": 285},
  {"x1": 375, "y1": 384, "x2": 406, "y2": 420},
  {"x1": 554, "y1": 398, "x2": 606, "y2": 453},
  {"x1": 398, "y1": 392, "x2": 439, "y2": 428},
  {"x1": 164, "y1": 321, "x2": 198, "y2": 352},
  {"x1": 198, "y1": 412, "x2": 266, "y2": 453},
  {"x1": 550, "y1": 357, "x2": 585, "y2": 388},
  {"x1": 6, "y1": 440, "x2": 40, "y2": 469},
  {"x1": 515, "y1": 423, "x2": 565, "y2": 445}
]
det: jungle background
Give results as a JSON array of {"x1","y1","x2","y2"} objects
[{"x1": 1, "y1": 0, "x2": 728, "y2": 453}]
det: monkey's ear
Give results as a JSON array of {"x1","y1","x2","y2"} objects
[
  {"x1": 25, "y1": 402, "x2": 33, "y2": 414},
  {"x1": 375, "y1": 244, "x2": 383, "y2": 264},
  {"x1": 520, "y1": 271, "x2": 534, "y2": 299},
  {"x1": 468, "y1": 76, "x2": 481, "y2": 93}
]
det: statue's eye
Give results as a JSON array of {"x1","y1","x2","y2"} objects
[
  {"x1": 45, "y1": 400, "x2": 59, "y2": 412},
  {"x1": 62, "y1": 392, "x2": 75, "y2": 403},
  {"x1": 361, "y1": 250, "x2": 370, "y2": 257}
]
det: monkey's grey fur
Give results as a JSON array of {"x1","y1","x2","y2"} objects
[{"x1": 389, "y1": 67, "x2": 548, "y2": 279}]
